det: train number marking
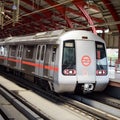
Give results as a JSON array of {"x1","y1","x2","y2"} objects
[{"x1": 81, "y1": 55, "x2": 91, "y2": 66}]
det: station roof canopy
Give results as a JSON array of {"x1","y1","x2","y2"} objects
[{"x1": 0, "y1": 0, "x2": 120, "y2": 48}]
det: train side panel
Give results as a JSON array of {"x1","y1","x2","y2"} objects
[{"x1": 21, "y1": 45, "x2": 36, "y2": 75}]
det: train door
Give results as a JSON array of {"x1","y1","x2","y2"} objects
[
  {"x1": 43, "y1": 45, "x2": 57, "y2": 79},
  {"x1": 16, "y1": 45, "x2": 23, "y2": 70},
  {"x1": 76, "y1": 40, "x2": 96, "y2": 83},
  {"x1": 49, "y1": 46, "x2": 57, "y2": 78},
  {"x1": 0, "y1": 45, "x2": 5, "y2": 65},
  {"x1": 4, "y1": 45, "x2": 9, "y2": 66},
  {"x1": 35, "y1": 45, "x2": 46, "y2": 77},
  {"x1": 8, "y1": 45, "x2": 17, "y2": 68}
]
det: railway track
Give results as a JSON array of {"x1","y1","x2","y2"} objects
[
  {"x1": 66, "y1": 94, "x2": 120, "y2": 119},
  {"x1": 0, "y1": 107, "x2": 9, "y2": 120},
  {"x1": 85, "y1": 93, "x2": 120, "y2": 109},
  {"x1": 0, "y1": 72, "x2": 96, "y2": 120},
  {"x1": 0, "y1": 85, "x2": 50, "y2": 120},
  {"x1": 0, "y1": 72, "x2": 120, "y2": 120}
]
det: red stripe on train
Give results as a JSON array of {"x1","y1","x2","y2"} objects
[{"x1": 0, "y1": 56, "x2": 58, "y2": 72}]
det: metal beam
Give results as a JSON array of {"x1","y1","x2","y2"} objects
[
  {"x1": 44, "y1": 0, "x2": 73, "y2": 28},
  {"x1": 102, "y1": 0, "x2": 120, "y2": 31},
  {"x1": 66, "y1": 7, "x2": 104, "y2": 23},
  {"x1": 20, "y1": 0, "x2": 66, "y2": 31},
  {"x1": 102, "y1": 0, "x2": 120, "y2": 58},
  {"x1": 73, "y1": 1, "x2": 97, "y2": 34}
]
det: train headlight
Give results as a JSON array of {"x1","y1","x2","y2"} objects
[
  {"x1": 63, "y1": 69, "x2": 76, "y2": 75},
  {"x1": 96, "y1": 70, "x2": 107, "y2": 75}
]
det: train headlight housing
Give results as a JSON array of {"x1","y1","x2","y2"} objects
[
  {"x1": 96, "y1": 70, "x2": 107, "y2": 75},
  {"x1": 63, "y1": 69, "x2": 76, "y2": 75}
]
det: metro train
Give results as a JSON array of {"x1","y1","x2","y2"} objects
[{"x1": 0, "y1": 29, "x2": 109, "y2": 93}]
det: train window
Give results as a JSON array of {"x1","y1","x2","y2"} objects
[
  {"x1": 17, "y1": 46, "x2": 20, "y2": 57},
  {"x1": 4, "y1": 46, "x2": 8, "y2": 57},
  {"x1": 52, "y1": 46, "x2": 57, "y2": 62},
  {"x1": 37, "y1": 46, "x2": 41, "y2": 60},
  {"x1": 0, "y1": 46, "x2": 4, "y2": 56},
  {"x1": 41, "y1": 45, "x2": 46, "y2": 61},
  {"x1": 10, "y1": 45, "x2": 17, "y2": 57},
  {"x1": 25, "y1": 45, "x2": 34, "y2": 59},
  {"x1": 62, "y1": 40, "x2": 76, "y2": 75},
  {"x1": 96, "y1": 42, "x2": 108, "y2": 75}
]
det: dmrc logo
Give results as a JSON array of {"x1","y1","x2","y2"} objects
[{"x1": 81, "y1": 55, "x2": 91, "y2": 66}]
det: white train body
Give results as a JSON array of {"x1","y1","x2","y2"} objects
[{"x1": 0, "y1": 30, "x2": 109, "y2": 93}]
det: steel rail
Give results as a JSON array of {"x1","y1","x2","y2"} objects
[
  {"x1": 0, "y1": 84, "x2": 51, "y2": 120},
  {"x1": 0, "y1": 71, "x2": 120, "y2": 120},
  {"x1": 63, "y1": 94, "x2": 120, "y2": 120}
]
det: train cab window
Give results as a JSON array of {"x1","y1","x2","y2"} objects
[
  {"x1": 10, "y1": 45, "x2": 17, "y2": 57},
  {"x1": 62, "y1": 40, "x2": 76, "y2": 75},
  {"x1": 41, "y1": 45, "x2": 46, "y2": 61},
  {"x1": 96, "y1": 42, "x2": 108, "y2": 75},
  {"x1": 24, "y1": 45, "x2": 34, "y2": 59}
]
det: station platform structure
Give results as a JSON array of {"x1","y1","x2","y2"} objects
[
  {"x1": 105, "y1": 67, "x2": 120, "y2": 99},
  {"x1": 109, "y1": 66, "x2": 120, "y2": 82}
]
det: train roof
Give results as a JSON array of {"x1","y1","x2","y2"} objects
[
  {"x1": 0, "y1": 29, "x2": 105, "y2": 45},
  {"x1": 0, "y1": 29, "x2": 65, "y2": 45}
]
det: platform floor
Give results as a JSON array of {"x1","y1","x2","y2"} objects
[{"x1": 0, "y1": 76, "x2": 91, "y2": 120}]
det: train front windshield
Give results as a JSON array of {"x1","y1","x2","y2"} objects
[
  {"x1": 62, "y1": 40, "x2": 76, "y2": 75},
  {"x1": 96, "y1": 42, "x2": 108, "y2": 75}
]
